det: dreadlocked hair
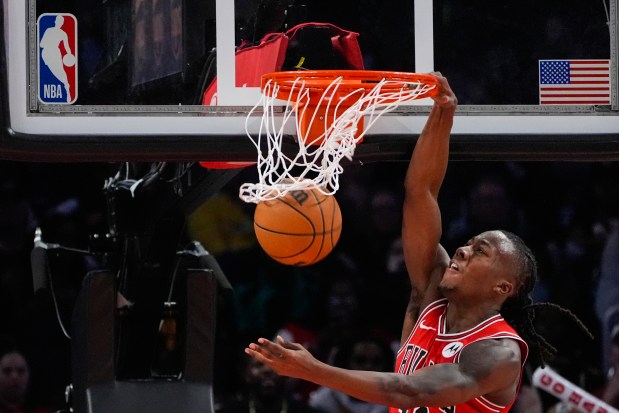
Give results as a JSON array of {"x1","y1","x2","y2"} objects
[{"x1": 497, "y1": 230, "x2": 593, "y2": 367}]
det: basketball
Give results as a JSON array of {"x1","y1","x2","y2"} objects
[
  {"x1": 254, "y1": 188, "x2": 342, "y2": 266},
  {"x1": 62, "y1": 53, "x2": 76, "y2": 67}
]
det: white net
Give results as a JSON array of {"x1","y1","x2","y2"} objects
[{"x1": 239, "y1": 74, "x2": 436, "y2": 204}]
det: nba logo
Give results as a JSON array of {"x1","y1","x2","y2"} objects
[{"x1": 37, "y1": 13, "x2": 78, "y2": 104}]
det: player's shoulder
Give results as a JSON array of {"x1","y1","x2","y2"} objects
[{"x1": 460, "y1": 337, "x2": 522, "y2": 371}]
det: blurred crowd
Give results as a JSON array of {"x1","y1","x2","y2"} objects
[{"x1": 0, "y1": 159, "x2": 618, "y2": 413}]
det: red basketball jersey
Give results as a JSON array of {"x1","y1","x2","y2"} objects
[{"x1": 389, "y1": 299, "x2": 529, "y2": 413}]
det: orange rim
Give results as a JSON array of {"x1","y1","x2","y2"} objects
[{"x1": 261, "y1": 70, "x2": 439, "y2": 102}]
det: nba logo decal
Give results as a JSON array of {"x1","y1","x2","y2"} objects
[{"x1": 37, "y1": 13, "x2": 78, "y2": 104}]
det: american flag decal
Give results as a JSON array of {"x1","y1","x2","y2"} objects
[{"x1": 539, "y1": 59, "x2": 611, "y2": 105}]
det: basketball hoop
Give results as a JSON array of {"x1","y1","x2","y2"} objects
[{"x1": 239, "y1": 70, "x2": 439, "y2": 204}]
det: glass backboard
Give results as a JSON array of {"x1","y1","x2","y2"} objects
[{"x1": 1, "y1": 0, "x2": 618, "y2": 161}]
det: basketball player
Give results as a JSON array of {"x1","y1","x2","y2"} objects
[{"x1": 246, "y1": 72, "x2": 588, "y2": 413}]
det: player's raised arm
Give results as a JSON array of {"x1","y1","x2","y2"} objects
[{"x1": 400, "y1": 73, "x2": 457, "y2": 335}]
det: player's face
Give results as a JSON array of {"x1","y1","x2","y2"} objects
[{"x1": 440, "y1": 230, "x2": 516, "y2": 299}]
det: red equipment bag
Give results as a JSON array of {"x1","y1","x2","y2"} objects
[
  {"x1": 201, "y1": 22, "x2": 364, "y2": 106},
  {"x1": 200, "y1": 22, "x2": 365, "y2": 169}
]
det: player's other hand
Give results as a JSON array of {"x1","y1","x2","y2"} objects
[{"x1": 245, "y1": 335, "x2": 319, "y2": 381}]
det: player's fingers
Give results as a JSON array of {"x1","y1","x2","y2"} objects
[
  {"x1": 435, "y1": 75, "x2": 450, "y2": 90},
  {"x1": 277, "y1": 335, "x2": 306, "y2": 351},
  {"x1": 245, "y1": 344, "x2": 263, "y2": 359},
  {"x1": 276, "y1": 335, "x2": 287, "y2": 347},
  {"x1": 257, "y1": 337, "x2": 287, "y2": 356},
  {"x1": 429, "y1": 74, "x2": 456, "y2": 106},
  {"x1": 276, "y1": 335, "x2": 295, "y2": 349},
  {"x1": 245, "y1": 344, "x2": 270, "y2": 365},
  {"x1": 245, "y1": 342, "x2": 281, "y2": 361},
  {"x1": 432, "y1": 93, "x2": 449, "y2": 103}
]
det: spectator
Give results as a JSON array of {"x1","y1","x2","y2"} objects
[
  {"x1": 216, "y1": 355, "x2": 321, "y2": 413},
  {"x1": 509, "y1": 365, "x2": 544, "y2": 413},
  {"x1": 0, "y1": 348, "x2": 52, "y2": 413},
  {"x1": 595, "y1": 220, "x2": 619, "y2": 375},
  {"x1": 600, "y1": 316, "x2": 619, "y2": 408},
  {"x1": 310, "y1": 275, "x2": 396, "y2": 367},
  {"x1": 444, "y1": 173, "x2": 528, "y2": 254},
  {"x1": 309, "y1": 335, "x2": 393, "y2": 413}
]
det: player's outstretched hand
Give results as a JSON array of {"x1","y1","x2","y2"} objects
[
  {"x1": 245, "y1": 335, "x2": 320, "y2": 381},
  {"x1": 430, "y1": 71, "x2": 457, "y2": 110}
]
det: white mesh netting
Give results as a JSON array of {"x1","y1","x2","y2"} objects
[{"x1": 239, "y1": 75, "x2": 435, "y2": 204}]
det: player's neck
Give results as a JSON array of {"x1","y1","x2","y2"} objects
[{"x1": 444, "y1": 301, "x2": 501, "y2": 333}]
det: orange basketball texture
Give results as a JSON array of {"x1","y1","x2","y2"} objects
[{"x1": 254, "y1": 189, "x2": 342, "y2": 266}]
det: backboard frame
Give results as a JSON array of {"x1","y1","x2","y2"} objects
[{"x1": 0, "y1": 0, "x2": 618, "y2": 162}]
